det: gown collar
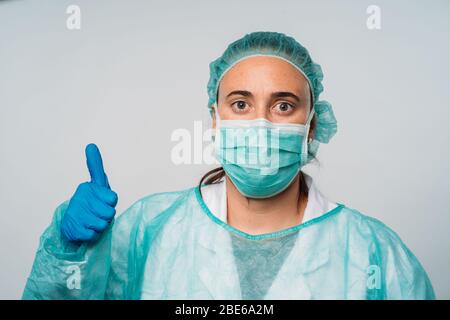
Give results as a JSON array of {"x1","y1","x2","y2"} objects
[{"x1": 200, "y1": 172, "x2": 338, "y2": 224}]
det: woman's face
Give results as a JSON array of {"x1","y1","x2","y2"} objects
[{"x1": 212, "y1": 56, "x2": 312, "y2": 126}]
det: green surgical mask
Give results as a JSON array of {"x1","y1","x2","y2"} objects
[{"x1": 214, "y1": 105, "x2": 315, "y2": 198}]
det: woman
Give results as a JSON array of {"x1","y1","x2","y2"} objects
[{"x1": 23, "y1": 31, "x2": 435, "y2": 299}]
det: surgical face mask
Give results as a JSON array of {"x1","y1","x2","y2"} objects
[{"x1": 213, "y1": 105, "x2": 315, "y2": 199}]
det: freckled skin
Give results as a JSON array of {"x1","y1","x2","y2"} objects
[
  {"x1": 212, "y1": 56, "x2": 313, "y2": 133},
  {"x1": 210, "y1": 56, "x2": 314, "y2": 235}
]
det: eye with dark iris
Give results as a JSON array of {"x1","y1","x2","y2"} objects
[
  {"x1": 231, "y1": 100, "x2": 248, "y2": 112},
  {"x1": 276, "y1": 102, "x2": 295, "y2": 113},
  {"x1": 235, "y1": 101, "x2": 246, "y2": 110},
  {"x1": 279, "y1": 102, "x2": 290, "y2": 111}
]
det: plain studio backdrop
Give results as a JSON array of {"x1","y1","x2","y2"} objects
[{"x1": 1, "y1": 0, "x2": 449, "y2": 299}]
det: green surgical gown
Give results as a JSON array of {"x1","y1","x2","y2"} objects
[{"x1": 22, "y1": 186, "x2": 435, "y2": 299}]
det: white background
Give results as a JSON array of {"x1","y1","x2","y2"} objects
[{"x1": 1, "y1": 0, "x2": 449, "y2": 299}]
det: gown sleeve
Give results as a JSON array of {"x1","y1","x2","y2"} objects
[
  {"x1": 21, "y1": 198, "x2": 144, "y2": 300},
  {"x1": 22, "y1": 188, "x2": 189, "y2": 300},
  {"x1": 366, "y1": 216, "x2": 436, "y2": 300},
  {"x1": 383, "y1": 234, "x2": 436, "y2": 299}
]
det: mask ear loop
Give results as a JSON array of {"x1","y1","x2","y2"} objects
[
  {"x1": 213, "y1": 102, "x2": 222, "y2": 156},
  {"x1": 301, "y1": 106, "x2": 315, "y2": 165}
]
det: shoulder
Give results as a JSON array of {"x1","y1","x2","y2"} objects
[
  {"x1": 335, "y1": 205, "x2": 420, "y2": 259},
  {"x1": 116, "y1": 186, "x2": 196, "y2": 222},
  {"x1": 135, "y1": 186, "x2": 196, "y2": 211},
  {"x1": 331, "y1": 205, "x2": 404, "y2": 242},
  {"x1": 334, "y1": 205, "x2": 435, "y2": 298},
  {"x1": 331, "y1": 205, "x2": 418, "y2": 266}
]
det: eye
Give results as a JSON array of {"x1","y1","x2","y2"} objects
[
  {"x1": 273, "y1": 102, "x2": 295, "y2": 114},
  {"x1": 231, "y1": 100, "x2": 249, "y2": 113}
]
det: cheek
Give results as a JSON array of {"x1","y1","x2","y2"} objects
[
  {"x1": 218, "y1": 105, "x2": 239, "y2": 120},
  {"x1": 271, "y1": 107, "x2": 308, "y2": 124},
  {"x1": 294, "y1": 108, "x2": 308, "y2": 124},
  {"x1": 292, "y1": 100, "x2": 312, "y2": 124}
]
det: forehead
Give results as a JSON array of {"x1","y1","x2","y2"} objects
[{"x1": 219, "y1": 56, "x2": 310, "y2": 93}]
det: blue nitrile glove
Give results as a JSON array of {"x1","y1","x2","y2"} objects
[{"x1": 61, "y1": 143, "x2": 118, "y2": 242}]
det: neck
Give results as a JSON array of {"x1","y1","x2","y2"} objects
[{"x1": 226, "y1": 173, "x2": 308, "y2": 235}]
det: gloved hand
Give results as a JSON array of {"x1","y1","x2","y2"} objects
[{"x1": 61, "y1": 143, "x2": 118, "y2": 242}]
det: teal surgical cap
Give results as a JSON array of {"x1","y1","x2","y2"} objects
[{"x1": 206, "y1": 31, "x2": 338, "y2": 157}]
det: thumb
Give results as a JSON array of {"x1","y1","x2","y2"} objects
[{"x1": 85, "y1": 143, "x2": 109, "y2": 188}]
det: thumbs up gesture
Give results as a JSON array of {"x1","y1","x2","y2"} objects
[{"x1": 61, "y1": 144, "x2": 118, "y2": 242}]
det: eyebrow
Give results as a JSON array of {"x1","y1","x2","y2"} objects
[{"x1": 226, "y1": 90, "x2": 300, "y2": 102}]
